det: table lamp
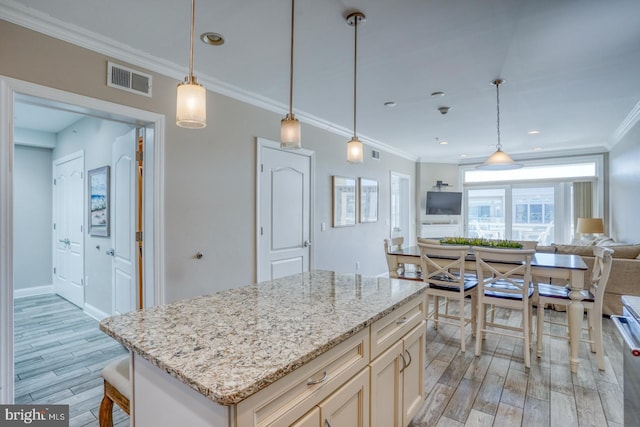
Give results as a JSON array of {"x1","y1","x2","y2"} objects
[{"x1": 576, "y1": 217, "x2": 604, "y2": 240}]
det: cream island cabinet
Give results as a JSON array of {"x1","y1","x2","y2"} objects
[{"x1": 100, "y1": 271, "x2": 426, "y2": 427}]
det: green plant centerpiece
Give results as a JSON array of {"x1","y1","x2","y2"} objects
[{"x1": 439, "y1": 237, "x2": 523, "y2": 249}]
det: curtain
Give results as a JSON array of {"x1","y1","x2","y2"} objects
[{"x1": 572, "y1": 181, "x2": 593, "y2": 236}]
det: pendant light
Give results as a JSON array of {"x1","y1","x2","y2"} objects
[
  {"x1": 476, "y1": 79, "x2": 522, "y2": 170},
  {"x1": 280, "y1": 0, "x2": 301, "y2": 148},
  {"x1": 346, "y1": 12, "x2": 365, "y2": 163},
  {"x1": 176, "y1": 0, "x2": 206, "y2": 129}
]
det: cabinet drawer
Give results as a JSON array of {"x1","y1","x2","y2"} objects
[
  {"x1": 370, "y1": 295, "x2": 424, "y2": 359},
  {"x1": 235, "y1": 327, "x2": 369, "y2": 427}
]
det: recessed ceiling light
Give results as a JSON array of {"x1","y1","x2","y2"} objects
[
  {"x1": 200, "y1": 32, "x2": 225, "y2": 45},
  {"x1": 460, "y1": 154, "x2": 468, "y2": 158},
  {"x1": 528, "y1": 130, "x2": 541, "y2": 135},
  {"x1": 439, "y1": 140, "x2": 449, "y2": 145},
  {"x1": 431, "y1": 91, "x2": 445, "y2": 97},
  {"x1": 384, "y1": 101, "x2": 397, "y2": 107},
  {"x1": 533, "y1": 147, "x2": 543, "y2": 151}
]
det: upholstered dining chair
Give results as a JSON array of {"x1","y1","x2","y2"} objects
[
  {"x1": 473, "y1": 247, "x2": 537, "y2": 368},
  {"x1": 418, "y1": 243, "x2": 477, "y2": 352},
  {"x1": 536, "y1": 246, "x2": 614, "y2": 370},
  {"x1": 99, "y1": 356, "x2": 130, "y2": 427}
]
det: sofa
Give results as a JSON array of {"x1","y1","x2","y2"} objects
[{"x1": 536, "y1": 242, "x2": 640, "y2": 316}]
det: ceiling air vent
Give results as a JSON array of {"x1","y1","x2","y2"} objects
[
  {"x1": 107, "y1": 62, "x2": 152, "y2": 97},
  {"x1": 371, "y1": 149, "x2": 380, "y2": 160}
]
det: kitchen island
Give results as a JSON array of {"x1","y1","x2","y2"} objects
[{"x1": 100, "y1": 270, "x2": 427, "y2": 427}]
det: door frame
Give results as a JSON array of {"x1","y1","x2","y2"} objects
[
  {"x1": 0, "y1": 75, "x2": 166, "y2": 403},
  {"x1": 255, "y1": 137, "x2": 315, "y2": 283},
  {"x1": 389, "y1": 171, "x2": 413, "y2": 244}
]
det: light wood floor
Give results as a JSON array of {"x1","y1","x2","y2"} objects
[
  {"x1": 410, "y1": 305, "x2": 625, "y2": 427},
  {"x1": 14, "y1": 294, "x2": 624, "y2": 427},
  {"x1": 14, "y1": 294, "x2": 129, "y2": 427}
]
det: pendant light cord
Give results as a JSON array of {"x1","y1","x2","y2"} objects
[
  {"x1": 288, "y1": 0, "x2": 295, "y2": 116},
  {"x1": 189, "y1": 0, "x2": 195, "y2": 81},
  {"x1": 495, "y1": 80, "x2": 502, "y2": 151},
  {"x1": 353, "y1": 17, "x2": 358, "y2": 138}
]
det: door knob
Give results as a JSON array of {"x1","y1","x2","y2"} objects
[
  {"x1": 106, "y1": 249, "x2": 115, "y2": 256},
  {"x1": 303, "y1": 240, "x2": 311, "y2": 247}
]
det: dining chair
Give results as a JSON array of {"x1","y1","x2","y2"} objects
[
  {"x1": 384, "y1": 237, "x2": 405, "y2": 277},
  {"x1": 536, "y1": 246, "x2": 614, "y2": 370},
  {"x1": 385, "y1": 237, "x2": 423, "y2": 280},
  {"x1": 418, "y1": 243, "x2": 477, "y2": 352},
  {"x1": 473, "y1": 247, "x2": 537, "y2": 368}
]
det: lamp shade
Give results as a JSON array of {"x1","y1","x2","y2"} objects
[
  {"x1": 176, "y1": 79, "x2": 206, "y2": 129},
  {"x1": 576, "y1": 218, "x2": 604, "y2": 234},
  {"x1": 347, "y1": 136, "x2": 363, "y2": 163},
  {"x1": 476, "y1": 148, "x2": 523, "y2": 170},
  {"x1": 280, "y1": 113, "x2": 301, "y2": 149}
]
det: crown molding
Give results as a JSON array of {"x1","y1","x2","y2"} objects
[
  {"x1": 611, "y1": 99, "x2": 640, "y2": 147},
  {"x1": 0, "y1": 1, "x2": 418, "y2": 162}
]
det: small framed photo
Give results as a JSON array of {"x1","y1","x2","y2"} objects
[
  {"x1": 359, "y1": 178, "x2": 378, "y2": 223},
  {"x1": 88, "y1": 166, "x2": 110, "y2": 237},
  {"x1": 332, "y1": 176, "x2": 356, "y2": 227}
]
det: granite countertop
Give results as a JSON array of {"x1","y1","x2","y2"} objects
[{"x1": 99, "y1": 270, "x2": 426, "y2": 406}]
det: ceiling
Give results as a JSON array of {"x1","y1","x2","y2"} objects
[{"x1": 4, "y1": 0, "x2": 640, "y2": 162}]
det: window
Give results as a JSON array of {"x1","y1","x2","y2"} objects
[{"x1": 462, "y1": 156, "x2": 603, "y2": 244}]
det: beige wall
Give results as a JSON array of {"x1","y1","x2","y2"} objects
[
  {"x1": 1, "y1": 20, "x2": 416, "y2": 302},
  {"x1": 610, "y1": 122, "x2": 640, "y2": 244},
  {"x1": 416, "y1": 162, "x2": 461, "y2": 228}
]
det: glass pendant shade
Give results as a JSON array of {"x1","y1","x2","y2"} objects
[
  {"x1": 477, "y1": 148, "x2": 522, "y2": 170},
  {"x1": 281, "y1": 113, "x2": 301, "y2": 149},
  {"x1": 476, "y1": 78, "x2": 522, "y2": 170},
  {"x1": 347, "y1": 136, "x2": 363, "y2": 163},
  {"x1": 176, "y1": 78, "x2": 206, "y2": 128},
  {"x1": 176, "y1": 0, "x2": 206, "y2": 129}
]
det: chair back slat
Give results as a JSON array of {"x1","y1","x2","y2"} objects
[
  {"x1": 472, "y1": 247, "x2": 535, "y2": 297},
  {"x1": 590, "y1": 246, "x2": 614, "y2": 303},
  {"x1": 418, "y1": 243, "x2": 469, "y2": 292}
]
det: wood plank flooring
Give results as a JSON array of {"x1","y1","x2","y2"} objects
[
  {"x1": 410, "y1": 306, "x2": 625, "y2": 427},
  {"x1": 14, "y1": 294, "x2": 624, "y2": 427},
  {"x1": 14, "y1": 294, "x2": 129, "y2": 427}
]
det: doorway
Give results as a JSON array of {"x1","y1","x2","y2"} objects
[
  {"x1": 0, "y1": 76, "x2": 165, "y2": 403},
  {"x1": 390, "y1": 171, "x2": 412, "y2": 243}
]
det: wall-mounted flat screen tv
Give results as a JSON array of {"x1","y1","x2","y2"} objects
[{"x1": 426, "y1": 191, "x2": 462, "y2": 215}]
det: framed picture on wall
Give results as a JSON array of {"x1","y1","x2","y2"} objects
[
  {"x1": 359, "y1": 178, "x2": 378, "y2": 223},
  {"x1": 88, "y1": 166, "x2": 110, "y2": 237},
  {"x1": 332, "y1": 176, "x2": 356, "y2": 227}
]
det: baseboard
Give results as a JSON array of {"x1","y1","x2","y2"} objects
[
  {"x1": 13, "y1": 285, "x2": 54, "y2": 299},
  {"x1": 83, "y1": 302, "x2": 110, "y2": 321}
]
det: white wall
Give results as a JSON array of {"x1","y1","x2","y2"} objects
[
  {"x1": 610, "y1": 122, "x2": 640, "y2": 244},
  {"x1": 13, "y1": 145, "x2": 52, "y2": 292},
  {"x1": 54, "y1": 117, "x2": 134, "y2": 315},
  {"x1": 1, "y1": 20, "x2": 416, "y2": 303}
]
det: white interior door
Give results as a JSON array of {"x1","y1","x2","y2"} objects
[
  {"x1": 111, "y1": 129, "x2": 137, "y2": 314},
  {"x1": 53, "y1": 152, "x2": 84, "y2": 308},
  {"x1": 258, "y1": 140, "x2": 312, "y2": 282}
]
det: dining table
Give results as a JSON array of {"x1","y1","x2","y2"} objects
[{"x1": 386, "y1": 245, "x2": 589, "y2": 373}]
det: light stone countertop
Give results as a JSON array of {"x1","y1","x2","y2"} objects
[{"x1": 99, "y1": 270, "x2": 426, "y2": 405}]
